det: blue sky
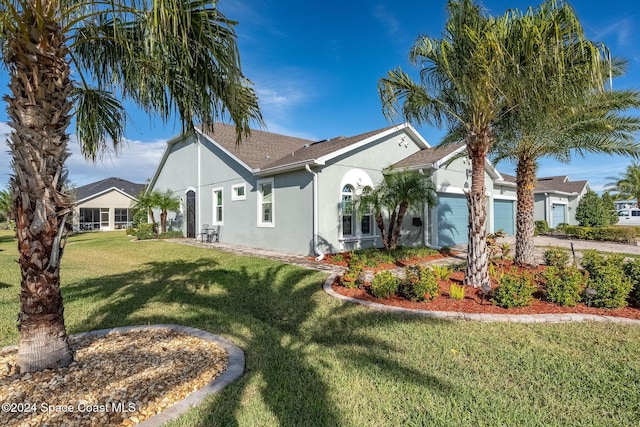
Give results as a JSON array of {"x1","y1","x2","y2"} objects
[{"x1": 1, "y1": 0, "x2": 639, "y2": 190}]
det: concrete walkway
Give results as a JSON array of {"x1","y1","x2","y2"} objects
[{"x1": 167, "y1": 237, "x2": 640, "y2": 324}]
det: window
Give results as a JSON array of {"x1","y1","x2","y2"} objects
[
  {"x1": 79, "y1": 208, "x2": 101, "y2": 231},
  {"x1": 114, "y1": 208, "x2": 131, "y2": 229},
  {"x1": 620, "y1": 210, "x2": 630, "y2": 217},
  {"x1": 232, "y1": 183, "x2": 246, "y2": 201},
  {"x1": 341, "y1": 185, "x2": 354, "y2": 237},
  {"x1": 257, "y1": 179, "x2": 274, "y2": 227},
  {"x1": 633, "y1": 210, "x2": 640, "y2": 217},
  {"x1": 360, "y1": 186, "x2": 373, "y2": 235},
  {"x1": 212, "y1": 188, "x2": 223, "y2": 225}
]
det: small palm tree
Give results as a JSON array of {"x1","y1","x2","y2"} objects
[
  {"x1": 359, "y1": 171, "x2": 437, "y2": 250},
  {"x1": 606, "y1": 162, "x2": 640, "y2": 203},
  {"x1": 131, "y1": 189, "x2": 159, "y2": 231},
  {"x1": 155, "y1": 190, "x2": 180, "y2": 233},
  {"x1": 1, "y1": 0, "x2": 261, "y2": 372}
]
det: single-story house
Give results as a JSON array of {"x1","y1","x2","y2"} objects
[
  {"x1": 73, "y1": 177, "x2": 144, "y2": 231},
  {"x1": 147, "y1": 123, "x2": 588, "y2": 255}
]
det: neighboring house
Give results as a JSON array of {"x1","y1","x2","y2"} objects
[
  {"x1": 73, "y1": 177, "x2": 144, "y2": 231},
  {"x1": 498, "y1": 174, "x2": 589, "y2": 228},
  {"x1": 148, "y1": 123, "x2": 589, "y2": 254}
]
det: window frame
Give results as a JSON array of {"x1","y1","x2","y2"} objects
[
  {"x1": 212, "y1": 187, "x2": 224, "y2": 225},
  {"x1": 257, "y1": 178, "x2": 275, "y2": 228},
  {"x1": 231, "y1": 183, "x2": 247, "y2": 201},
  {"x1": 341, "y1": 184, "x2": 355, "y2": 237}
]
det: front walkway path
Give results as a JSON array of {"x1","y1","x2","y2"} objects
[{"x1": 166, "y1": 237, "x2": 640, "y2": 324}]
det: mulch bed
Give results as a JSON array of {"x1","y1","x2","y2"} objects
[{"x1": 331, "y1": 260, "x2": 640, "y2": 320}]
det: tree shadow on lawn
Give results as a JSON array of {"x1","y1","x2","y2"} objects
[{"x1": 63, "y1": 258, "x2": 453, "y2": 426}]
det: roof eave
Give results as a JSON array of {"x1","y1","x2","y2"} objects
[{"x1": 255, "y1": 160, "x2": 325, "y2": 176}]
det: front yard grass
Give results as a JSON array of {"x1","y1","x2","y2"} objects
[{"x1": 1, "y1": 231, "x2": 639, "y2": 426}]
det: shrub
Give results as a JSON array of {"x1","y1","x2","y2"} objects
[
  {"x1": 371, "y1": 270, "x2": 399, "y2": 299},
  {"x1": 136, "y1": 223, "x2": 156, "y2": 240},
  {"x1": 542, "y1": 266, "x2": 586, "y2": 307},
  {"x1": 341, "y1": 261, "x2": 364, "y2": 289},
  {"x1": 440, "y1": 246, "x2": 453, "y2": 256},
  {"x1": 400, "y1": 266, "x2": 438, "y2": 302},
  {"x1": 623, "y1": 260, "x2": 640, "y2": 307},
  {"x1": 576, "y1": 190, "x2": 611, "y2": 227},
  {"x1": 125, "y1": 227, "x2": 136, "y2": 236},
  {"x1": 158, "y1": 231, "x2": 183, "y2": 239},
  {"x1": 563, "y1": 226, "x2": 636, "y2": 243},
  {"x1": 431, "y1": 264, "x2": 452, "y2": 281},
  {"x1": 331, "y1": 253, "x2": 345, "y2": 263},
  {"x1": 543, "y1": 247, "x2": 569, "y2": 268},
  {"x1": 492, "y1": 271, "x2": 536, "y2": 308},
  {"x1": 449, "y1": 283, "x2": 465, "y2": 300},
  {"x1": 581, "y1": 251, "x2": 633, "y2": 309},
  {"x1": 534, "y1": 220, "x2": 549, "y2": 236}
]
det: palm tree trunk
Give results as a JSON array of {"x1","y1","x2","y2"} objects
[
  {"x1": 160, "y1": 210, "x2": 167, "y2": 233},
  {"x1": 464, "y1": 140, "x2": 490, "y2": 289},
  {"x1": 387, "y1": 209, "x2": 397, "y2": 250},
  {"x1": 6, "y1": 11, "x2": 74, "y2": 372},
  {"x1": 374, "y1": 213, "x2": 388, "y2": 250},
  {"x1": 390, "y1": 201, "x2": 409, "y2": 250},
  {"x1": 515, "y1": 158, "x2": 537, "y2": 265}
]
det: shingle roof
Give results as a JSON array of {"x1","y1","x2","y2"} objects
[
  {"x1": 499, "y1": 173, "x2": 588, "y2": 193},
  {"x1": 392, "y1": 142, "x2": 466, "y2": 169},
  {"x1": 198, "y1": 123, "x2": 314, "y2": 170},
  {"x1": 75, "y1": 177, "x2": 145, "y2": 201},
  {"x1": 198, "y1": 123, "x2": 403, "y2": 171}
]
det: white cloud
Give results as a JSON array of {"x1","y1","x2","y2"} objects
[{"x1": 0, "y1": 122, "x2": 166, "y2": 188}]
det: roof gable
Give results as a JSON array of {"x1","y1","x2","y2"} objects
[
  {"x1": 75, "y1": 177, "x2": 144, "y2": 202},
  {"x1": 498, "y1": 173, "x2": 588, "y2": 194}
]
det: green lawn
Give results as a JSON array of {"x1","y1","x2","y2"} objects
[{"x1": 1, "y1": 231, "x2": 639, "y2": 426}]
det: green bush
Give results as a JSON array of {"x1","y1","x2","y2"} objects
[
  {"x1": 563, "y1": 226, "x2": 636, "y2": 243},
  {"x1": 581, "y1": 251, "x2": 633, "y2": 309},
  {"x1": 543, "y1": 247, "x2": 569, "y2": 268},
  {"x1": 136, "y1": 223, "x2": 156, "y2": 240},
  {"x1": 341, "y1": 261, "x2": 364, "y2": 289},
  {"x1": 542, "y1": 266, "x2": 586, "y2": 307},
  {"x1": 125, "y1": 227, "x2": 136, "y2": 236},
  {"x1": 623, "y1": 260, "x2": 640, "y2": 307},
  {"x1": 431, "y1": 264, "x2": 452, "y2": 281},
  {"x1": 534, "y1": 220, "x2": 549, "y2": 236},
  {"x1": 576, "y1": 190, "x2": 612, "y2": 227},
  {"x1": 449, "y1": 283, "x2": 465, "y2": 300},
  {"x1": 400, "y1": 266, "x2": 438, "y2": 302},
  {"x1": 158, "y1": 231, "x2": 183, "y2": 239},
  {"x1": 370, "y1": 270, "x2": 399, "y2": 299},
  {"x1": 492, "y1": 272, "x2": 536, "y2": 308}
]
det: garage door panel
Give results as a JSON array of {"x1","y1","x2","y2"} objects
[
  {"x1": 494, "y1": 199, "x2": 515, "y2": 235},
  {"x1": 437, "y1": 195, "x2": 468, "y2": 246}
]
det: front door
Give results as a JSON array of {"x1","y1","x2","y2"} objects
[{"x1": 186, "y1": 190, "x2": 196, "y2": 238}]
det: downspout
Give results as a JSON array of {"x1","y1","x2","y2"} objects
[
  {"x1": 197, "y1": 138, "x2": 202, "y2": 234},
  {"x1": 305, "y1": 165, "x2": 324, "y2": 261},
  {"x1": 419, "y1": 168, "x2": 429, "y2": 246}
]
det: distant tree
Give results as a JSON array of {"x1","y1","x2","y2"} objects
[
  {"x1": 359, "y1": 171, "x2": 437, "y2": 250},
  {"x1": 606, "y1": 162, "x2": 640, "y2": 203},
  {"x1": 576, "y1": 191, "x2": 610, "y2": 227},
  {"x1": 0, "y1": 188, "x2": 12, "y2": 222},
  {"x1": 601, "y1": 192, "x2": 619, "y2": 225}
]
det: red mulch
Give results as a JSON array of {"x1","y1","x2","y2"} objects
[{"x1": 331, "y1": 261, "x2": 640, "y2": 320}]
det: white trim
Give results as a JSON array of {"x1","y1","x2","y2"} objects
[
  {"x1": 493, "y1": 194, "x2": 517, "y2": 201},
  {"x1": 212, "y1": 187, "x2": 224, "y2": 225},
  {"x1": 257, "y1": 178, "x2": 275, "y2": 228},
  {"x1": 231, "y1": 183, "x2": 247, "y2": 201}
]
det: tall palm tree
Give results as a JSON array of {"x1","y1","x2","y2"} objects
[
  {"x1": 0, "y1": 0, "x2": 261, "y2": 372},
  {"x1": 359, "y1": 171, "x2": 438, "y2": 250},
  {"x1": 489, "y1": 1, "x2": 640, "y2": 265},
  {"x1": 379, "y1": 0, "x2": 612, "y2": 286},
  {"x1": 380, "y1": 0, "x2": 512, "y2": 288},
  {"x1": 606, "y1": 162, "x2": 640, "y2": 203}
]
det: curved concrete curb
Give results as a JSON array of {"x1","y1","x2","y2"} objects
[
  {"x1": 323, "y1": 275, "x2": 640, "y2": 324},
  {"x1": 2, "y1": 325, "x2": 245, "y2": 427}
]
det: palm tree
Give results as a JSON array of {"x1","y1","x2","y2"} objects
[
  {"x1": 131, "y1": 189, "x2": 159, "y2": 231},
  {"x1": 1, "y1": 0, "x2": 261, "y2": 372},
  {"x1": 379, "y1": 0, "x2": 513, "y2": 288},
  {"x1": 606, "y1": 162, "x2": 640, "y2": 203},
  {"x1": 155, "y1": 190, "x2": 181, "y2": 233},
  {"x1": 0, "y1": 187, "x2": 11, "y2": 222},
  {"x1": 359, "y1": 171, "x2": 438, "y2": 250},
  {"x1": 379, "y1": 0, "x2": 612, "y2": 286},
  {"x1": 489, "y1": 2, "x2": 640, "y2": 265}
]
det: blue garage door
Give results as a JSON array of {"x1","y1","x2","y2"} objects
[
  {"x1": 437, "y1": 195, "x2": 468, "y2": 246},
  {"x1": 493, "y1": 199, "x2": 515, "y2": 235},
  {"x1": 551, "y1": 203, "x2": 566, "y2": 228}
]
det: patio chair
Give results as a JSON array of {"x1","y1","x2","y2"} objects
[
  {"x1": 198, "y1": 224, "x2": 210, "y2": 242},
  {"x1": 208, "y1": 225, "x2": 220, "y2": 243}
]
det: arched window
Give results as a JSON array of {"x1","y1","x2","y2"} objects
[{"x1": 341, "y1": 185, "x2": 354, "y2": 237}]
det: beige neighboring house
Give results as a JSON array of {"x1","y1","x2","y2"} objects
[{"x1": 72, "y1": 177, "x2": 145, "y2": 231}]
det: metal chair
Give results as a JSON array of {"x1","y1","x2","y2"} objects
[
  {"x1": 198, "y1": 224, "x2": 210, "y2": 242},
  {"x1": 208, "y1": 225, "x2": 220, "y2": 243}
]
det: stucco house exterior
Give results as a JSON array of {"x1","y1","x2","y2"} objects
[
  {"x1": 73, "y1": 177, "x2": 144, "y2": 231},
  {"x1": 147, "y1": 123, "x2": 587, "y2": 255}
]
